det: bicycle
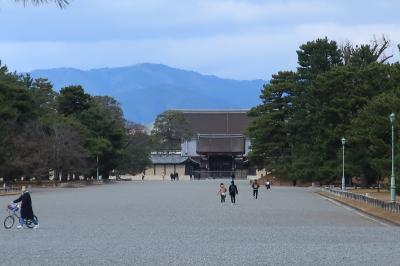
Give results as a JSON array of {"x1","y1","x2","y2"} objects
[{"x1": 4, "y1": 204, "x2": 39, "y2": 229}]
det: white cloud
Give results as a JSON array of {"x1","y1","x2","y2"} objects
[
  {"x1": 295, "y1": 23, "x2": 400, "y2": 43},
  {"x1": 0, "y1": 1, "x2": 399, "y2": 79},
  {"x1": 0, "y1": 32, "x2": 304, "y2": 79},
  {"x1": 196, "y1": 0, "x2": 334, "y2": 22}
]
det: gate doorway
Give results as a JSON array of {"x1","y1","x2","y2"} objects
[{"x1": 208, "y1": 155, "x2": 233, "y2": 172}]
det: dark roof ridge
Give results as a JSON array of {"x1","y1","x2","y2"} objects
[{"x1": 171, "y1": 109, "x2": 249, "y2": 114}]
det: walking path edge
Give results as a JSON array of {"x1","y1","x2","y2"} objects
[{"x1": 316, "y1": 191, "x2": 400, "y2": 226}]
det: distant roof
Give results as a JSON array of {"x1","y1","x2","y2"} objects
[
  {"x1": 150, "y1": 154, "x2": 198, "y2": 164},
  {"x1": 197, "y1": 135, "x2": 245, "y2": 154},
  {"x1": 175, "y1": 109, "x2": 253, "y2": 135},
  {"x1": 174, "y1": 109, "x2": 250, "y2": 114}
]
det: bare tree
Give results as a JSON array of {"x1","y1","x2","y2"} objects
[
  {"x1": 340, "y1": 40, "x2": 353, "y2": 65},
  {"x1": 341, "y1": 35, "x2": 393, "y2": 65},
  {"x1": 370, "y1": 35, "x2": 393, "y2": 63},
  {"x1": 48, "y1": 122, "x2": 92, "y2": 182},
  {"x1": 14, "y1": 0, "x2": 69, "y2": 8},
  {"x1": 0, "y1": 121, "x2": 51, "y2": 181}
]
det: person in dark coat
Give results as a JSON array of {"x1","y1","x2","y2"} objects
[
  {"x1": 228, "y1": 181, "x2": 238, "y2": 204},
  {"x1": 13, "y1": 186, "x2": 38, "y2": 229}
]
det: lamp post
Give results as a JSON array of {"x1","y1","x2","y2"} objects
[
  {"x1": 341, "y1": 137, "x2": 346, "y2": 191},
  {"x1": 390, "y1": 113, "x2": 396, "y2": 203},
  {"x1": 96, "y1": 155, "x2": 99, "y2": 181}
]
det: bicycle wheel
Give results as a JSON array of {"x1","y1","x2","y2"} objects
[
  {"x1": 26, "y1": 215, "x2": 38, "y2": 229},
  {"x1": 33, "y1": 215, "x2": 38, "y2": 225},
  {"x1": 4, "y1": 215, "x2": 15, "y2": 229}
]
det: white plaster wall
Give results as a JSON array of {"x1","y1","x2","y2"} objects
[
  {"x1": 165, "y1": 165, "x2": 175, "y2": 176},
  {"x1": 245, "y1": 138, "x2": 251, "y2": 156},
  {"x1": 181, "y1": 139, "x2": 198, "y2": 157},
  {"x1": 135, "y1": 165, "x2": 190, "y2": 181}
]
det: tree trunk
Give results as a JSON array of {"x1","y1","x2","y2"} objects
[{"x1": 102, "y1": 171, "x2": 110, "y2": 180}]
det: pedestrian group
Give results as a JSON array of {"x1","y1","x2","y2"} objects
[{"x1": 217, "y1": 178, "x2": 271, "y2": 205}]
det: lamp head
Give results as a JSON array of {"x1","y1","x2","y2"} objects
[
  {"x1": 390, "y1": 113, "x2": 395, "y2": 124},
  {"x1": 341, "y1": 137, "x2": 346, "y2": 145}
]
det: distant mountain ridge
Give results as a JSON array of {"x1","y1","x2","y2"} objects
[{"x1": 31, "y1": 63, "x2": 265, "y2": 124}]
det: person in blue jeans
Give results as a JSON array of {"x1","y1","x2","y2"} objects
[
  {"x1": 252, "y1": 180, "x2": 260, "y2": 199},
  {"x1": 229, "y1": 181, "x2": 238, "y2": 204},
  {"x1": 13, "y1": 186, "x2": 39, "y2": 229}
]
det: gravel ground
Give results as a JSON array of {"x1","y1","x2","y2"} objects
[{"x1": 1, "y1": 180, "x2": 400, "y2": 266}]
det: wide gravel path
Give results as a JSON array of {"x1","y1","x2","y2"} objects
[{"x1": 1, "y1": 180, "x2": 400, "y2": 266}]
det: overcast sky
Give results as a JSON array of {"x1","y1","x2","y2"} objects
[{"x1": 0, "y1": 0, "x2": 399, "y2": 80}]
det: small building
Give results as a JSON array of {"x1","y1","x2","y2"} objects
[
  {"x1": 180, "y1": 110, "x2": 254, "y2": 179},
  {"x1": 143, "y1": 152, "x2": 198, "y2": 180},
  {"x1": 140, "y1": 109, "x2": 262, "y2": 180}
]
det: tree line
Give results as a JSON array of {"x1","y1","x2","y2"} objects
[
  {"x1": 248, "y1": 36, "x2": 400, "y2": 187},
  {"x1": 0, "y1": 62, "x2": 152, "y2": 183}
]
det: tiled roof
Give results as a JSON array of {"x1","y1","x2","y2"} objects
[
  {"x1": 197, "y1": 135, "x2": 245, "y2": 154},
  {"x1": 150, "y1": 154, "x2": 198, "y2": 164},
  {"x1": 180, "y1": 110, "x2": 253, "y2": 135}
]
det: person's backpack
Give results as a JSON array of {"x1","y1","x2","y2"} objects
[{"x1": 229, "y1": 185, "x2": 236, "y2": 194}]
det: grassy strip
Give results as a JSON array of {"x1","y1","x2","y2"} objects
[
  {"x1": 0, "y1": 192, "x2": 20, "y2": 197},
  {"x1": 346, "y1": 188, "x2": 400, "y2": 203},
  {"x1": 317, "y1": 191, "x2": 400, "y2": 226}
]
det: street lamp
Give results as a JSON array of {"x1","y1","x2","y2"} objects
[
  {"x1": 390, "y1": 113, "x2": 396, "y2": 203},
  {"x1": 96, "y1": 155, "x2": 100, "y2": 181},
  {"x1": 341, "y1": 137, "x2": 346, "y2": 191}
]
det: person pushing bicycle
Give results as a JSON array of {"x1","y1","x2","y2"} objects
[{"x1": 12, "y1": 186, "x2": 39, "y2": 229}]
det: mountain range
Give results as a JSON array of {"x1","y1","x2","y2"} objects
[{"x1": 31, "y1": 63, "x2": 265, "y2": 124}]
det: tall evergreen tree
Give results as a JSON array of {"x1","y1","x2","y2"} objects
[{"x1": 248, "y1": 71, "x2": 298, "y2": 175}]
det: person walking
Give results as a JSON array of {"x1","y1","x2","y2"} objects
[
  {"x1": 265, "y1": 179, "x2": 271, "y2": 190},
  {"x1": 12, "y1": 186, "x2": 38, "y2": 229},
  {"x1": 217, "y1": 183, "x2": 227, "y2": 203},
  {"x1": 229, "y1": 181, "x2": 238, "y2": 205},
  {"x1": 252, "y1": 180, "x2": 260, "y2": 199}
]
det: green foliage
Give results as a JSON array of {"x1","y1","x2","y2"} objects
[
  {"x1": 57, "y1": 86, "x2": 91, "y2": 116},
  {"x1": 347, "y1": 84, "x2": 400, "y2": 183},
  {"x1": 0, "y1": 65, "x2": 36, "y2": 123},
  {"x1": 30, "y1": 78, "x2": 58, "y2": 117},
  {"x1": 0, "y1": 60, "x2": 150, "y2": 182},
  {"x1": 0, "y1": 63, "x2": 37, "y2": 177},
  {"x1": 151, "y1": 110, "x2": 192, "y2": 150},
  {"x1": 116, "y1": 132, "x2": 152, "y2": 175},
  {"x1": 297, "y1": 37, "x2": 342, "y2": 81},
  {"x1": 249, "y1": 36, "x2": 400, "y2": 186},
  {"x1": 248, "y1": 71, "x2": 298, "y2": 174},
  {"x1": 62, "y1": 94, "x2": 125, "y2": 179}
]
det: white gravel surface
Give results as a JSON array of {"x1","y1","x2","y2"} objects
[{"x1": 1, "y1": 180, "x2": 400, "y2": 266}]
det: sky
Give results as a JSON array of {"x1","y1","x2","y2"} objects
[{"x1": 0, "y1": 0, "x2": 400, "y2": 80}]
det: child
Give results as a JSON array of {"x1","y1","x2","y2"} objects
[{"x1": 217, "y1": 183, "x2": 227, "y2": 203}]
